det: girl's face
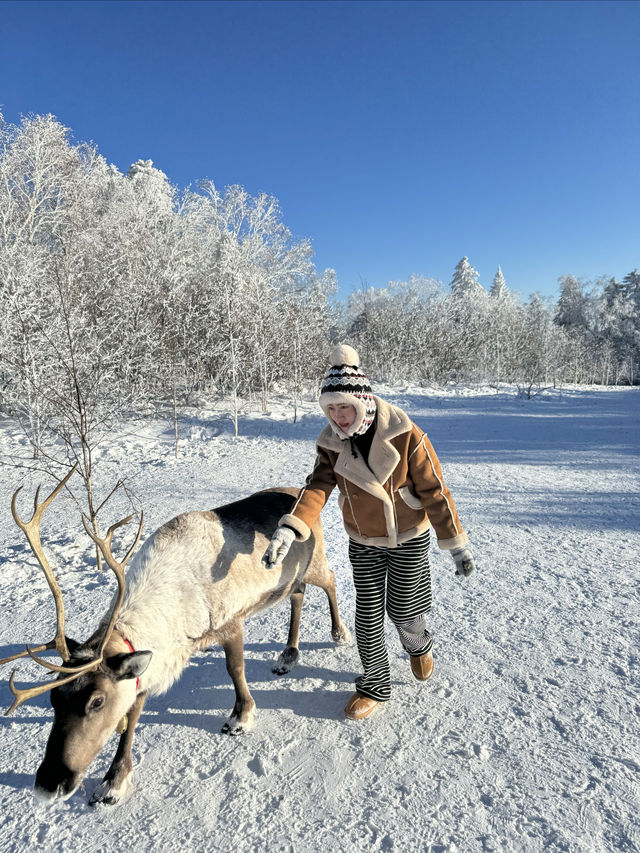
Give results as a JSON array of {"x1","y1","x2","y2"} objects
[{"x1": 327, "y1": 403, "x2": 357, "y2": 431}]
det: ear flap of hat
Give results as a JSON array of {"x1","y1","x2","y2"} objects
[{"x1": 319, "y1": 392, "x2": 367, "y2": 439}]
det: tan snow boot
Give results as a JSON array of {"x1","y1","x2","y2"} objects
[
  {"x1": 344, "y1": 692, "x2": 384, "y2": 720},
  {"x1": 410, "y1": 651, "x2": 434, "y2": 681}
]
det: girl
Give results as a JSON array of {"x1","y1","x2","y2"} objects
[{"x1": 263, "y1": 345, "x2": 475, "y2": 720}]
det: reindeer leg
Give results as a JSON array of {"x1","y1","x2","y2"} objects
[
  {"x1": 221, "y1": 624, "x2": 255, "y2": 735},
  {"x1": 304, "y1": 553, "x2": 352, "y2": 646},
  {"x1": 273, "y1": 586, "x2": 305, "y2": 675},
  {"x1": 322, "y1": 570, "x2": 351, "y2": 645},
  {"x1": 89, "y1": 690, "x2": 147, "y2": 806}
]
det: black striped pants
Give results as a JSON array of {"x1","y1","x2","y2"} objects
[{"x1": 348, "y1": 529, "x2": 432, "y2": 702}]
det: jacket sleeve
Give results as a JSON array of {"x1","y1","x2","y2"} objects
[
  {"x1": 279, "y1": 445, "x2": 337, "y2": 541},
  {"x1": 408, "y1": 427, "x2": 468, "y2": 550}
]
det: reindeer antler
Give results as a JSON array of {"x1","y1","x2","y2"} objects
[
  {"x1": 1, "y1": 471, "x2": 144, "y2": 715},
  {"x1": 0, "y1": 466, "x2": 78, "y2": 665},
  {"x1": 4, "y1": 665, "x2": 99, "y2": 717},
  {"x1": 82, "y1": 511, "x2": 144, "y2": 660}
]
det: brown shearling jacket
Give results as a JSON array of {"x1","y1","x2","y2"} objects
[{"x1": 280, "y1": 397, "x2": 468, "y2": 550}]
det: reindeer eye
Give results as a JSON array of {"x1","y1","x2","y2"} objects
[{"x1": 89, "y1": 696, "x2": 105, "y2": 711}]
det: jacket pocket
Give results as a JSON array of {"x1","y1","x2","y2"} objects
[{"x1": 396, "y1": 486, "x2": 422, "y2": 510}]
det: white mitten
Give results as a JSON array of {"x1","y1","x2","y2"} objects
[
  {"x1": 451, "y1": 546, "x2": 476, "y2": 577},
  {"x1": 262, "y1": 527, "x2": 296, "y2": 568}
]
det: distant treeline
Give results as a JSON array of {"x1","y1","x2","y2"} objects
[{"x1": 0, "y1": 114, "x2": 638, "y2": 455}]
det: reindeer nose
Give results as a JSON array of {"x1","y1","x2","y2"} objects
[{"x1": 35, "y1": 761, "x2": 79, "y2": 802}]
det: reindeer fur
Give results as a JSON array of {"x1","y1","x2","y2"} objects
[{"x1": 29, "y1": 487, "x2": 350, "y2": 805}]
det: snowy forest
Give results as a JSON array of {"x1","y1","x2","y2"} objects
[{"x1": 1, "y1": 113, "x2": 639, "y2": 460}]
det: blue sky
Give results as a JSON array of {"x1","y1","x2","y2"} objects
[{"x1": 1, "y1": 0, "x2": 638, "y2": 301}]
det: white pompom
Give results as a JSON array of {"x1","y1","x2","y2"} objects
[{"x1": 329, "y1": 344, "x2": 360, "y2": 367}]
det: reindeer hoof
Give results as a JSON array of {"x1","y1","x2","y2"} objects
[
  {"x1": 332, "y1": 624, "x2": 352, "y2": 645},
  {"x1": 221, "y1": 710, "x2": 254, "y2": 735},
  {"x1": 89, "y1": 777, "x2": 130, "y2": 806},
  {"x1": 221, "y1": 720, "x2": 249, "y2": 736},
  {"x1": 272, "y1": 646, "x2": 299, "y2": 675},
  {"x1": 90, "y1": 794, "x2": 118, "y2": 807}
]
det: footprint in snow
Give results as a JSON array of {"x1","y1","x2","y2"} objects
[
  {"x1": 247, "y1": 755, "x2": 269, "y2": 777},
  {"x1": 473, "y1": 744, "x2": 490, "y2": 761}
]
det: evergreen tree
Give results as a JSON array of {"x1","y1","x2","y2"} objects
[
  {"x1": 490, "y1": 266, "x2": 508, "y2": 300},
  {"x1": 555, "y1": 275, "x2": 588, "y2": 332},
  {"x1": 450, "y1": 256, "x2": 486, "y2": 299},
  {"x1": 621, "y1": 269, "x2": 640, "y2": 306},
  {"x1": 620, "y1": 269, "x2": 640, "y2": 383},
  {"x1": 603, "y1": 276, "x2": 624, "y2": 308}
]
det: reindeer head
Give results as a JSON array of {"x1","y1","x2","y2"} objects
[
  {"x1": 0, "y1": 468, "x2": 151, "y2": 802},
  {"x1": 34, "y1": 642, "x2": 151, "y2": 801}
]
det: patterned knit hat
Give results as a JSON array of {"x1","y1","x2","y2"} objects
[{"x1": 319, "y1": 345, "x2": 377, "y2": 439}]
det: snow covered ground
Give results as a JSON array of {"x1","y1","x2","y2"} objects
[{"x1": 0, "y1": 385, "x2": 638, "y2": 852}]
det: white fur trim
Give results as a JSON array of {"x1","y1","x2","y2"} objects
[
  {"x1": 319, "y1": 391, "x2": 367, "y2": 438},
  {"x1": 278, "y1": 514, "x2": 311, "y2": 542},
  {"x1": 436, "y1": 533, "x2": 469, "y2": 550},
  {"x1": 329, "y1": 344, "x2": 359, "y2": 367}
]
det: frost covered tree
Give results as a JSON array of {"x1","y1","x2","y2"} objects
[
  {"x1": 0, "y1": 117, "x2": 106, "y2": 443},
  {"x1": 0, "y1": 113, "x2": 79, "y2": 445},
  {"x1": 593, "y1": 277, "x2": 633, "y2": 383},
  {"x1": 618, "y1": 269, "x2": 640, "y2": 383},
  {"x1": 555, "y1": 275, "x2": 589, "y2": 333},
  {"x1": 621, "y1": 269, "x2": 640, "y2": 305},
  {"x1": 519, "y1": 294, "x2": 564, "y2": 391},
  {"x1": 0, "y1": 114, "x2": 144, "y2": 563},
  {"x1": 490, "y1": 266, "x2": 508, "y2": 300},
  {"x1": 446, "y1": 258, "x2": 490, "y2": 379},
  {"x1": 0, "y1": 112, "x2": 335, "y2": 446},
  {"x1": 450, "y1": 256, "x2": 486, "y2": 300},
  {"x1": 486, "y1": 271, "x2": 520, "y2": 386},
  {"x1": 192, "y1": 181, "x2": 321, "y2": 419},
  {"x1": 348, "y1": 276, "x2": 468, "y2": 384},
  {"x1": 283, "y1": 268, "x2": 337, "y2": 420}
]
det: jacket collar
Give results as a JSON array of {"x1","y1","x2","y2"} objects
[{"x1": 317, "y1": 396, "x2": 412, "y2": 490}]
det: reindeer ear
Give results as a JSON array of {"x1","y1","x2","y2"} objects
[
  {"x1": 106, "y1": 650, "x2": 152, "y2": 680},
  {"x1": 66, "y1": 637, "x2": 82, "y2": 654}
]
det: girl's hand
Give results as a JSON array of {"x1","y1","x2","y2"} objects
[
  {"x1": 451, "y1": 546, "x2": 476, "y2": 576},
  {"x1": 262, "y1": 526, "x2": 296, "y2": 568}
]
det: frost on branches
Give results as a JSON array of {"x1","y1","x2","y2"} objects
[
  {"x1": 346, "y1": 261, "x2": 638, "y2": 391},
  {"x1": 0, "y1": 113, "x2": 335, "y2": 462},
  {"x1": 0, "y1": 112, "x2": 638, "y2": 475}
]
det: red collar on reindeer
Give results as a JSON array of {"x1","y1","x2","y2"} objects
[
  {"x1": 114, "y1": 635, "x2": 140, "y2": 736},
  {"x1": 121, "y1": 636, "x2": 140, "y2": 691}
]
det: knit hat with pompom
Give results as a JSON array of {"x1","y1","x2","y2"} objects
[{"x1": 319, "y1": 344, "x2": 377, "y2": 439}]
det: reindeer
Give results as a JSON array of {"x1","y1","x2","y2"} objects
[{"x1": 0, "y1": 468, "x2": 351, "y2": 806}]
